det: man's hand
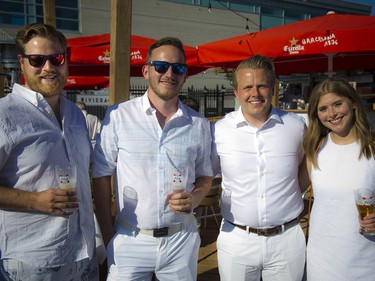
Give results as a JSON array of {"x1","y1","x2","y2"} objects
[
  {"x1": 0, "y1": 186, "x2": 78, "y2": 215},
  {"x1": 167, "y1": 191, "x2": 193, "y2": 214},
  {"x1": 360, "y1": 213, "x2": 375, "y2": 234},
  {"x1": 31, "y1": 188, "x2": 78, "y2": 215}
]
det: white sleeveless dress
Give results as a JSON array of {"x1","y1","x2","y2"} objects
[{"x1": 307, "y1": 134, "x2": 375, "y2": 281}]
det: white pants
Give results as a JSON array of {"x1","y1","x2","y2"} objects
[
  {"x1": 107, "y1": 221, "x2": 200, "y2": 281},
  {"x1": 0, "y1": 257, "x2": 99, "y2": 281},
  {"x1": 218, "y1": 220, "x2": 306, "y2": 281}
]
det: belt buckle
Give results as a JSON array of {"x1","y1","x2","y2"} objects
[
  {"x1": 256, "y1": 228, "x2": 270, "y2": 236},
  {"x1": 256, "y1": 226, "x2": 281, "y2": 236},
  {"x1": 153, "y1": 227, "x2": 169, "y2": 237}
]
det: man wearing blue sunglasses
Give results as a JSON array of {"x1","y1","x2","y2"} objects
[{"x1": 92, "y1": 37, "x2": 213, "y2": 280}]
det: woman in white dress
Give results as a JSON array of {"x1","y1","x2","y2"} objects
[{"x1": 303, "y1": 78, "x2": 375, "y2": 281}]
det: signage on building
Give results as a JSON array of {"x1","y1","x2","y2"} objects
[{"x1": 76, "y1": 93, "x2": 109, "y2": 106}]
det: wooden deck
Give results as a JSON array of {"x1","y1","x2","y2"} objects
[{"x1": 197, "y1": 217, "x2": 220, "y2": 281}]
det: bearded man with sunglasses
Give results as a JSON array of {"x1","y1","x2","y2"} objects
[
  {"x1": 92, "y1": 37, "x2": 213, "y2": 280},
  {"x1": 0, "y1": 23, "x2": 99, "y2": 281}
]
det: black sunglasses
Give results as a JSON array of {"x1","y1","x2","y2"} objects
[
  {"x1": 22, "y1": 53, "x2": 66, "y2": 68},
  {"x1": 147, "y1": 61, "x2": 187, "y2": 75}
]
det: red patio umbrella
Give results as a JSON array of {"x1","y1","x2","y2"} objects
[
  {"x1": 65, "y1": 76, "x2": 109, "y2": 90},
  {"x1": 67, "y1": 34, "x2": 204, "y2": 77},
  {"x1": 197, "y1": 13, "x2": 375, "y2": 75}
]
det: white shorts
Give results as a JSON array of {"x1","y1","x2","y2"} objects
[
  {"x1": 107, "y1": 221, "x2": 200, "y2": 281},
  {"x1": 218, "y1": 220, "x2": 306, "y2": 281}
]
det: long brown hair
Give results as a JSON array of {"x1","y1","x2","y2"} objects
[{"x1": 304, "y1": 77, "x2": 375, "y2": 168}]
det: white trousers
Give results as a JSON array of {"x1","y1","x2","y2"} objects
[
  {"x1": 107, "y1": 221, "x2": 200, "y2": 281},
  {"x1": 218, "y1": 220, "x2": 306, "y2": 281}
]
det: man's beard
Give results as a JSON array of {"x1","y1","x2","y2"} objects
[
  {"x1": 149, "y1": 78, "x2": 181, "y2": 101},
  {"x1": 23, "y1": 71, "x2": 67, "y2": 97}
]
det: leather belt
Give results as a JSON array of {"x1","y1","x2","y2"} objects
[
  {"x1": 117, "y1": 215, "x2": 194, "y2": 238},
  {"x1": 226, "y1": 217, "x2": 300, "y2": 237}
]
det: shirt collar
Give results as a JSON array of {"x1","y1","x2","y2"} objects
[
  {"x1": 177, "y1": 100, "x2": 191, "y2": 119},
  {"x1": 234, "y1": 106, "x2": 283, "y2": 128},
  {"x1": 12, "y1": 83, "x2": 66, "y2": 114},
  {"x1": 141, "y1": 91, "x2": 188, "y2": 119},
  {"x1": 141, "y1": 91, "x2": 153, "y2": 114},
  {"x1": 12, "y1": 83, "x2": 42, "y2": 107}
]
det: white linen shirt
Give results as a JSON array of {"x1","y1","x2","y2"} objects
[
  {"x1": 212, "y1": 107, "x2": 306, "y2": 227},
  {"x1": 0, "y1": 83, "x2": 95, "y2": 267},
  {"x1": 92, "y1": 92, "x2": 213, "y2": 229}
]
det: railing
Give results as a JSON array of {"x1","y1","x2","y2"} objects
[{"x1": 67, "y1": 84, "x2": 234, "y2": 120}]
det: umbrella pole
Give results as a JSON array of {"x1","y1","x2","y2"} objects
[{"x1": 325, "y1": 53, "x2": 337, "y2": 78}]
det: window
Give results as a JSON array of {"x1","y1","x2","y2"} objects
[
  {"x1": 230, "y1": 3, "x2": 259, "y2": 14},
  {"x1": 261, "y1": 6, "x2": 283, "y2": 17},
  {"x1": 0, "y1": 0, "x2": 79, "y2": 31},
  {"x1": 261, "y1": 15, "x2": 283, "y2": 29}
]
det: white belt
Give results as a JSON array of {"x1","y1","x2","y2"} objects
[{"x1": 117, "y1": 215, "x2": 194, "y2": 237}]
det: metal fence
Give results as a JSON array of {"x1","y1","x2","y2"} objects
[{"x1": 67, "y1": 84, "x2": 234, "y2": 120}]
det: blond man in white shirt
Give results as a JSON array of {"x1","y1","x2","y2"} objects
[{"x1": 211, "y1": 55, "x2": 310, "y2": 281}]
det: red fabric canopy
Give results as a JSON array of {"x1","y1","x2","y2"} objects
[
  {"x1": 197, "y1": 13, "x2": 375, "y2": 75},
  {"x1": 67, "y1": 34, "x2": 204, "y2": 77},
  {"x1": 65, "y1": 76, "x2": 109, "y2": 90}
]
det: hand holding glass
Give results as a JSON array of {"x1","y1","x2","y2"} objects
[
  {"x1": 56, "y1": 163, "x2": 77, "y2": 212},
  {"x1": 354, "y1": 188, "x2": 375, "y2": 236}
]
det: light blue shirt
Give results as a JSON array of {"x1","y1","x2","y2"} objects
[
  {"x1": 92, "y1": 92, "x2": 213, "y2": 229},
  {"x1": 0, "y1": 84, "x2": 95, "y2": 267}
]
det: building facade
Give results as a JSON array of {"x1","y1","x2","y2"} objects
[
  {"x1": 0, "y1": 0, "x2": 373, "y2": 117},
  {"x1": 0, "y1": 0, "x2": 371, "y2": 85}
]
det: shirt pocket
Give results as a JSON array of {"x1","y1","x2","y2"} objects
[{"x1": 68, "y1": 125, "x2": 91, "y2": 163}]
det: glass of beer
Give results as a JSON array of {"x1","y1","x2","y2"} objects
[
  {"x1": 172, "y1": 169, "x2": 188, "y2": 194},
  {"x1": 56, "y1": 163, "x2": 77, "y2": 212},
  {"x1": 354, "y1": 188, "x2": 375, "y2": 236}
]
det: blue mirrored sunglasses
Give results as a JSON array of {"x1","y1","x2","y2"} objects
[{"x1": 147, "y1": 61, "x2": 187, "y2": 75}]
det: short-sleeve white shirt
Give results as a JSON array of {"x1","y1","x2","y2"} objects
[{"x1": 92, "y1": 92, "x2": 213, "y2": 229}]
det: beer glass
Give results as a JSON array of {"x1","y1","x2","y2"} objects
[
  {"x1": 172, "y1": 169, "x2": 188, "y2": 194},
  {"x1": 354, "y1": 188, "x2": 375, "y2": 236},
  {"x1": 56, "y1": 163, "x2": 77, "y2": 212}
]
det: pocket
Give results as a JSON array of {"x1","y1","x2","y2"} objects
[{"x1": 68, "y1": 125, "x2": 91, "y2": 162}]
